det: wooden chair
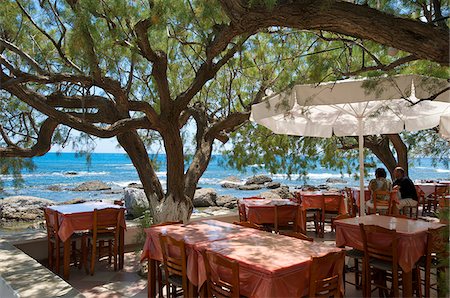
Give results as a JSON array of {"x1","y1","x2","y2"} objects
[
  {"x1": 302, "y1": 194, "x2": 325, "y2": 237},
  {"x1": 309, "y1": 250, "x2": 345, "y2": 297},
  {"x1": 44, "y1": 208, "x2": 82, "y2": 274},
  {"x1": 367, "y1": 190, "x2": 391, "y2": 215},
  {"x1": 425, "y1": 185, "x2": 448, "y2": 215},
  {"x1": 237, "y1": 201, "x2": 247, "y2": 222},
  {"x1": 419, "y1": 226, "x2": 449, "y2": 297},
  {"x1": 278, "y1": 230, "x2": 313, "y2": 242},
  {"x1": 232, "y1": 221, "x2": 270, "y2": 232},
  {"x1": 344, "y1": 187, "x2": 357, "y2": 217},
  {"x1": 159, "y1": 234, "x2": 189, "y2": 298},
  {"x1": 331, "y1": 213, "x2": 364, "y2": 291},
  {"x1": 359, "y1": 224, "x2": 400, "y2": 297},
  {"x1": 273, "y1": 205, "x2": 298, "y2": 233},
  {"x1": 202, "y1": 250, "x2": 241, "y2": 298},
  {"x1": 149, "y1": 221, "x2": 183, "y2": 297},
  {"x1": 323, "y1": 194, "x2": 344, "y2": 232},
  {"x1": 87, "y1": 208, "x2": 122, "y2": 275},
  {"x1": 415, "y1": 185, "x2": 426, "y2": 216}
]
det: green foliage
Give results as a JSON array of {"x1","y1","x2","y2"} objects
[{"x1": 0, "y1": 157, "x2": 35, "y2": 190}]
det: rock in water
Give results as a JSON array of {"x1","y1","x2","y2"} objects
[
  {"x1": 193, "y1": 188, "x2": 217, "y2": 207},
  {"x1": 245, "y1": 175, "x2": 272, "y2": 185},
  {"x1": 265, "y1": 182, "x2": 281, "y2": 189},
  {"x1": 73, "y1": 180, "x2": 111, "y2": 191},
  {"x1": 123, "y1": 188, "x2": 149, "y2": 218},
  {"x1": 237, "y1": 184, "x2": 263, "y2": 191},
  {"x1": 326, "y1": 178, "x2": 347, "y2": 184},
  {"x1": 216, "y1": 195, "x2": 238, "y2": 209},
  {"x1": 0, "y1": 196, "x2": 55, "y2": 221}
]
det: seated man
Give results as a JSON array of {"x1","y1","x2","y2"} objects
[
  {"x1": 393, "y1": 166, "x2": 418, "y2": 210},
  {"x1": 366, "y1": 168, "x2": 392, "y2": 211}
]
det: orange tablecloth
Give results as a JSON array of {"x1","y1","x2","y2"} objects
[
  {"x1": 300, "y1": 192, "x2": 346, "y2": 214},
  {"x1": 48, "y1": 202, "x2": 126, "y2": 242},
  {"x1": 240, "y1": 199, "x2": 298, "y2": 225},
  {"x1": 335, "y1": 214, "x2": 445, "y2": 272},
  {"x1": 197, "y1": 230, "x2": 343, "y2": 297},
  {"x1": 140, "y1": 220, "x2": 256, "y2": 286}
]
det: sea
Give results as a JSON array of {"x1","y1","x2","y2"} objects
[{"x1": 0, "y1": 153, "x2": 449, "y2": 203}]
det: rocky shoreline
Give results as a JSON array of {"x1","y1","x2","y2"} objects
[{"x1": 0, "y1": 174, "x2": 338, "y2": 230}]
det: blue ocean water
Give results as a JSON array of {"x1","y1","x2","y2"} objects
[{"x1": 0, "y1": 153, "x2": 449, "y2": 202}]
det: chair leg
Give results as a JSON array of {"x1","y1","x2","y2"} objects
[
  {"x1": 354, "y1": 259, "x2": 361, "y2": 290},
  {"x1": 55, "y1": 241, "x2": 60, "y2": 274},
  {"x1": 48, "y1": 241, "x2": 54, "y2": 270},
  {"x1": 90, "y1": 240, "x2": 96, "y2": 275},
  {"x1": 108, "y1": 240, "x2": 112, "y2": 264}
]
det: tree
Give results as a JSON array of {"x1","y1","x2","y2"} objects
[{"x1": 1, "y1": 0, "x2": 448, "y2": 222}]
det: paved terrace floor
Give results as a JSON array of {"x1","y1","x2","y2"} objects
[{"x1": 45, "y1": 219, "x2": 440, "y2": 297}]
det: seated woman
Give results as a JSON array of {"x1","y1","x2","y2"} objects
[{"x1": 366, "y1": 168, "x2": 392, "y2": 211}]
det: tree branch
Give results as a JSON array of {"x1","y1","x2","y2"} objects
[
  {"x1": 219, "y1": 0, "x2": 449, "y2": 65},
  {"x1": 0, "y1": 118, "x2": 58, "y2": 157}
]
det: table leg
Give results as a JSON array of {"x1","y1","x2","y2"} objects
[
  {"x1": 148, "y1": 258, "x2": 156, "y2": 297},
  {"x1": 63, "y1": 236, "x2": 71, "y2": 280},
  {"x1": 403, "y1": 270, "x2": 412, "y2": 297},
  {"x1": 119, "y1": 226, "x2": 125, "y2": 269}
]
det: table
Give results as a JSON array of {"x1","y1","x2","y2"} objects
[
  {"x1": 141, "y1": 220, "x2": 257, "y2": 297},
  {"x1": 239, "y1": 198, "x2": 298, "y2": 226},
  {"x1": 416, "y1": 182, "x2": 447, "y2": 197},
  {"x1": 47, "y1": 202, "x2": 126, "y2": 280},
  {"x1": 299, "y1": 191, "x2": 346, "y2": 214},
  {"x1": 335, "y1": 214, "x2": 445, "y2": 297},
  {"x1": 197, "y1": 229, "x2": 343, "y2": 297}
]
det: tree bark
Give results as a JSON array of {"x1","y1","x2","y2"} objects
[
  {"x1": 364, "y1": 136, "x2": 398, "y2": 179},
  {"x1": 219, "y1": 0, "x2": 449, "y2": 65},
  {"x1": 387, "y1": 134, "x2": 409, "y2": 175}
]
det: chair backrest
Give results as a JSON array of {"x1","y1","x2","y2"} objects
[
  {"x1": 323, "y1": 194, "x2": 343, "y2": 213},
  {"x1": 93, "y1": 208, "x2": 122, "y2": 235},
  {"x1": 242, "y1": 196, "x2": 264, "y2": 200},
  {"x1": 426, "y1": 226, "x2": 449, "y2": 261},
  {"x1": 415, "y1": 186, "x2": 425, "y2": 199},
  {"x1": 202, "y1": 250, "x2": 240, "y2": 298},
  {"x1": 434, "y1": 185, "x2": 449, "y2": 197},
  {"x1": 344, "y1": 187, "x2": 357, "y2": 217},
  {"x1": 359, "y1": 224, "x2": 399, "y2": 266},
  {"x1": 274, "y1": 205, "x2": 298, "y2": 232},
  {"x1": 279, "y1": 230, "x2": 314, "y2": 242},
  {"x1": 159, "y1": 234, "x2": 188, "y2": 293},
  {"x1": 371, "y1": 190, "x2": 391, "y2": 207},
  {"x1": 44, "y1": 207, "x2": 59, "y2": 239},
  {"x1": 237, "y1": 201, "x2": 247, "y2": 222},
  {"x1": 308, "y1": 250, "x2": 345, "y2": 297}
]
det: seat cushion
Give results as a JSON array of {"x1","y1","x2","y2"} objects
[
  {"x1": 369, "y1": 258, "x2": 393, "y2": 271},
  {"x1": 168, "y1": 274, "x2": 183, "y2": 286},
  {"x1": 346, "y1": 249, "x2": 364, "y2": 259}
]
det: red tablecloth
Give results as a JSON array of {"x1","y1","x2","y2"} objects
[
  {"x1": 140, "y1": 220, "x2": 256, "y2": 286},
  {"x1": 300, "y1": 192, "x2": 346, "y2": 214},
  {"x1": 335, "y1": 214, "x2": 445, "y2": 272},
  {"x1": 48, "y1": 202, "x2": 126, "y2": 242},
  {"x1": 197, "y1": 230, "x2": 343, "y2": 298},
  {"x1": 240, "y1": 199, "x2": 298, "y2": 225}
]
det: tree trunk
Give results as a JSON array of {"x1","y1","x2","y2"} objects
[
  {"x1": 387, "y1": 134, "x2": 409, "y2": 175},
  {"x1": 365, "y1": 136, "x2": 398, "y2": 179},
  {"x1": 152, "y1": 194, "x2": 193, "y2": 223},
  {"x1": 116, "y1": 130, "x2": 163, "y2": 204}
]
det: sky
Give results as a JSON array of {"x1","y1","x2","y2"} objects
[{"x1": 50, "y1": 137, "x2": 126, "y2": 153}]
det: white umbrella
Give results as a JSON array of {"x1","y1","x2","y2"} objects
[{"x1": 251, "y1": 74, "x2": 450, "y2": 215}]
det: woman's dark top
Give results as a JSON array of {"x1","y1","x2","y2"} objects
[{"x1": 393, "y1": 176, "x2": 418, "y2": 200}]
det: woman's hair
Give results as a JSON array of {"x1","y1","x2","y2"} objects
[{"x1": 375, "y1": 168, "x2": 387, "y2": 178}]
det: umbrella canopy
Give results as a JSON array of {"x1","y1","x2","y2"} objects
[{"x1": 251, "y1": 74, "x2": 450, "y2": 215}]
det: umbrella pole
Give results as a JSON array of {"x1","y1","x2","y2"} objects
[{"x1": 358, "y1": 118, "x2": 365, "y2": 216}]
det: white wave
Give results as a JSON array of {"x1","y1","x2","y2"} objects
[
  {"x1": 0, "y1": 171, "x2": 109, "y2": 179},
  {"x1": 156, "y1": 171, "x2": 167, "y2": 176},
  {"x1": 112, "y1": 181, "x2": 140, "y2": 188},
  {"x1": 248, "y1": 164, "x2": 265, "y2": 168},
  {"x1": 271, "y1": 172, "x2": 345, "y2": 180},
  {"x1": 436, "y1": 168, "x2": 450, "y2": 173}
]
